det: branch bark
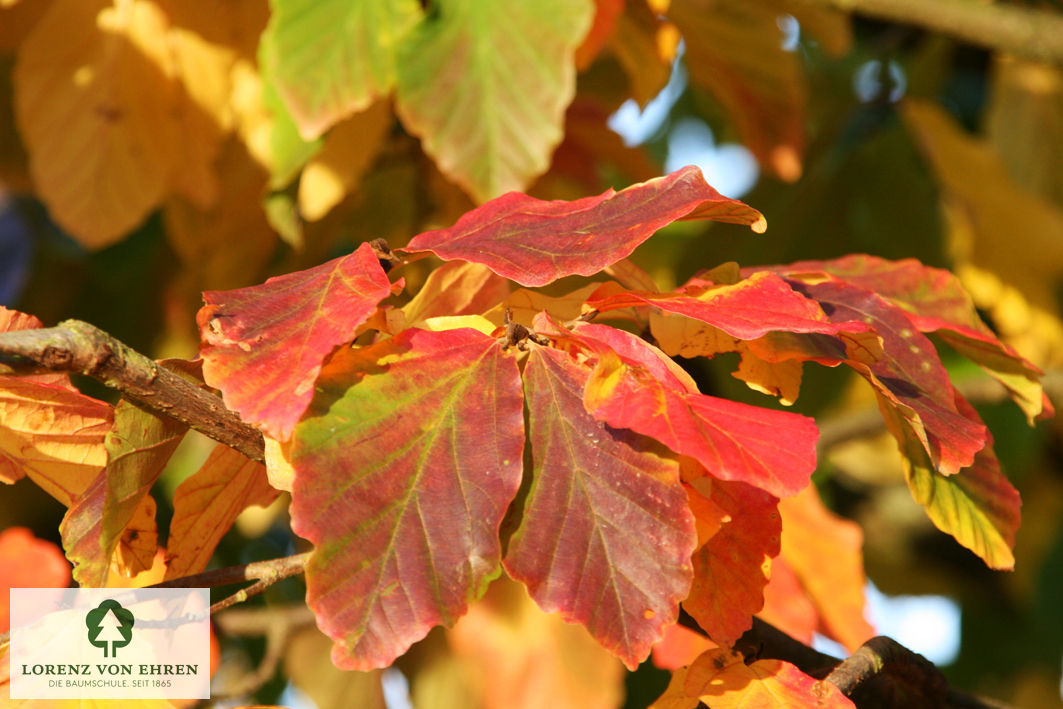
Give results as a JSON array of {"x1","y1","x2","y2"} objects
[
  {"x1": 795, "y1": 0, "x2": 1063, "y2": 65},
  {"x1": 0, "y1": 319, "x2": 265, "y2": 462}
]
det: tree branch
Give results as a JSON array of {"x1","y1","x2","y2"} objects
[
  {"x1": 0, "y1": 319, "x2": 265, "y2": 462},
  {"x1": 150, "y1": 552, "x2": 310, "y2": 593},
  {"x1": 794, "y1": 0, "x2": 1063, "y2": 65}
]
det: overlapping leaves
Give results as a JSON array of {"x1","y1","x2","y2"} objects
[{"x1": 182, "y1": 167, "x2": 1046, "y2": 676}]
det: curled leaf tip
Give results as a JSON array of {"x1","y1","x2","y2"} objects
[{"x1": 750, "y1": 216, "x2": 768, "y2": 234}]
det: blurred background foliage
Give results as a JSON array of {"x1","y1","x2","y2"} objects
[{"x1": 2, "y1": 0, "x2": 1063, "y2": 706}]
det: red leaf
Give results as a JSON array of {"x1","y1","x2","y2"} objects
[
  {"x1": 587, "y1": 271, "x2": 870, "y2": 341},
  {"x1": 562, "y1": 321, "x2": 818, "y2": 498},
  {"x1": 0, "y1": 527, "x2": 71, "y2": 632},
  {"x1": 401, "y1": 166, "x2": 766, "y2": 287},
  {"x1": 767, "y1": 255, "x2": 1050, "y2": 422},
  {"x1": 683, "y1": 477, "x2": 780, "y2": 645},
  {"x1": 289, "y1": 328, "x2": 524, "y2": 670},
  {"x1": 504, "y1": 346, "x2": 696, "y2": 669},
  {"x1": 198, "y1": 241, "x2": 392, "y2": 440},
  {"x1": 794, "y1": 280, "x2": 988, "y2": 476}
]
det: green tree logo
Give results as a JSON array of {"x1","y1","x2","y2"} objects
[{"x1": 85, "y1": 600, "x2": 134, "y2": 658}]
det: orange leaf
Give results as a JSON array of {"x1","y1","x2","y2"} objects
[
  {"x1": 777, "y1": 485, "x2": 874, "y2": 651},
  {"x1": 166, "y1": 443, "x2": 278, "y2": 580},
  {"x1": 14, "y1": 0, "x2": 181, "y2": 247},
  {"x1": 446, "y1": 577, "x2": 625, "y2": 709},
  {"x1": 0, "y1": 527, "x2": 70, "y2": 632},
  {"x1": 685, "y1": 648, "x2": 855, "y2": 708}
]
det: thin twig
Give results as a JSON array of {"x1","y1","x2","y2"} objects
[
  {"x1": 793, "y1": 0, "x2": 1063, "y2": 65},
  {"x1": 151, "y1": 552, "x2": 310, "y2": 591},
  {"x1": 0, "y1": 319, "x2": 265, "y2": 462}
]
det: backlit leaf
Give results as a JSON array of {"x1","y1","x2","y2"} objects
[
  {"x1": 290, "y1": 328, "x2": 524, "y2": 669},
  {"x1": 403, "y1": 166, "x2": 766, "y2": 287},
  {"x1": 758, "y1": 556, "x2": 818, "y2": 645},
  {"x1": 61, "y1": 397, "x2": 186, "y2": 587},
  {"x1": 198, "y1": 241, "x2": 392, "y2": 441},
  {"x1": 298, "y1": 101, "x2": 393, "y2": 221},
  {"x1": 794, "y1": 280, "x2": 988, "y2": 477},
  {"x1": 773, "y1": 255, "x2": 1049, "y2": 422},
  {"x1": 112, "y1": 494, "x2": 158, "y2": 578},
  {"x1": 446, "y1": 576, "x2": 625, "y2": 709},
  {"x1": 0, "y1": 377, "x2": 112, "y2": 503},
  {"x1": 892, "y1": 394, "x2": 1021, "y2": 570},
  {"x1": 685, "y1": 648, "x2": 855, "y2": 708},
  {"x1": 574, "y1": 0, "x2": 624, "y2": 69},
  {"x1": 166, "y1": 443, "x2": 278, "y2": 580},
  {"x1": 394, "y1": 0, "x2": 593, "y2": 202},
  {"x1": 608, "y1": 1, "x2": 680, "y2": 108},
  {"x1": 777, "y1": 484, "x2": 873, "y2": 651},
  {"x1": 262, "y1": 0, "x2": 421, "y2": 139},
  {"x1": 504, "y1": 345, "x2": 696, "y2": 669},
  {"x1": 683, "y1": 477, "x2": 780, "y2": 645},
  {"x1": 403, "y1": 260, "x2": 510, "y2": 325},
  {"x1": 14, "y1": 0, "x2": 180, "y2": 247}
]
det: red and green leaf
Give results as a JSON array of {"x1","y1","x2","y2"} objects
[
  {"x1": 504, "y1": 345, "x2": 696, "y2": 669},
  {"x1": 198, "y1": 241, "x2": 392, "y2": 441},
  {"x1": 401, "y1": 166, "x2": 766, "y2": 287},
  {"x1": 289, "y1": 327, "x2": 524, "y2": 670}
]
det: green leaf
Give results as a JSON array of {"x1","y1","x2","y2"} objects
[
  {"x1": 394, "y1": 0, "x2": 594, "y2": 202},
  {"x1": 261, "y1": 0, "x2": 422, "y2": 139},
  {"x1": 290, "y1": 327, "x2": 525, "y2": 670}
]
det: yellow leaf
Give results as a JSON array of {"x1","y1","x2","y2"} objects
[
  {"x1": 263, "y1": 435, "x2": 294, "y2": 493},
  {"x1": 419, "y1": 315, "x2": 498, "y2": 336},
  {"x1": 608, "y1": 2, "x2": 680, "y2": 107},
  {"x1": 165, "y1": 443, "x2": 277, "y2": 579},
  {"x1": 735, "y1": 354, "x2": 802, "y2": 406},
  {"x1": 111, "y1": 494, "x2": 159, "y2": 578},
  {"x1": 903, "y1": 98, "x2": 1063, "y2": 366},
  {"x1": 298, "y1": 101, "x2": 392, "y2": 221},
  {"x1": 14, "y1": 0, "x2": 181, "y2": 248},
  {"x1": 403, "y1": 260, "x2": 510, "y2": 325},
  {"x1": 0, "y1": 0, "x2": 51, "y2": 53},
  {"x1": 485, "y1": 283, "x2": 604, "y2": 328},
  {"x1": 0, "y1": 377, "x2": 111, "y2": 504}
]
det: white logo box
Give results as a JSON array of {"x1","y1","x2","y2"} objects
[{"x1": 10, "y1": 588, "x2": 210, "y2": 700}]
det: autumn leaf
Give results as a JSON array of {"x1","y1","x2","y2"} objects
[
  {"x1": 290, "y1": 327, "x2": 525, "y2": 670},
  {"x1": 394, "y1": 0, "x2": 593, "y2": 202},
  {"x1": 198, "y1": 241, "x2": 392, "y2": 441},
  {"x1": 574, "y1": 0, "x2": 624, "y2": 70},
  {"x1": 0, "y1": 527, "x2": 71, "y2": 632},
  {"x1": 446, "y1": 576, "x2": 625, "y2": 709},
  {"x1": 60, "y1": 397, "x2": 185, "y2": 587},
  {"x1": 402, "y1": 166, "x2": 766, "y2": 287},
  {"x1": 683, "y1": 648, "x2": 855, "y2": 708},
  {"x1": 166, "y1": 443, "x2": 278, "y2": 580},
  {"x1": 792, "y1": 279, "x2": 988, "y2": 477},
  {"x1": 560, "y1": 320, "x2": 819, "y2": 498},
  {"x1": 776, "y1": 484, "x2": 874, "y2": 651},
  {"x1": 14, "y1": 0, "x2": 180, "y2": 248},
  {"x1": 403, "y1": 260, "x2": 510, "y2": 325},
  {"x1": 771, "y1": 255, "x2": 1049, "y2": 423},
  {"x1": 298, "y1": 101, "x2": 393, "y2": 221},
  {"x1": 0, "y1": 376, "x2": 112, "y2": 504},
  {"x1": 504, "y1": 345, "x2": 696, "y2": 669},
  {"x1": 758, "y1": 556, "x2": 819, "y2": 645},
  {"x1": 608, "y1": 1, "x2": 680, "y2": 108},
  {"x1": 683, "y1": 477, "x2": 781, "y2": 645},
  {"x1": 891, "y1": 394, "x2": 1021, "y2": 570},
  {"x1": 261, "y1": 0, "x2": 421, "y2": 140},
  {"x1": 112, "y1": 494, "x2": 159, "y2": 578}
]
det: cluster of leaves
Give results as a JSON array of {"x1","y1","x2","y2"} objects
[{"x1": 2, "y1": 166, "x2": 1046, "y2": 705}]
